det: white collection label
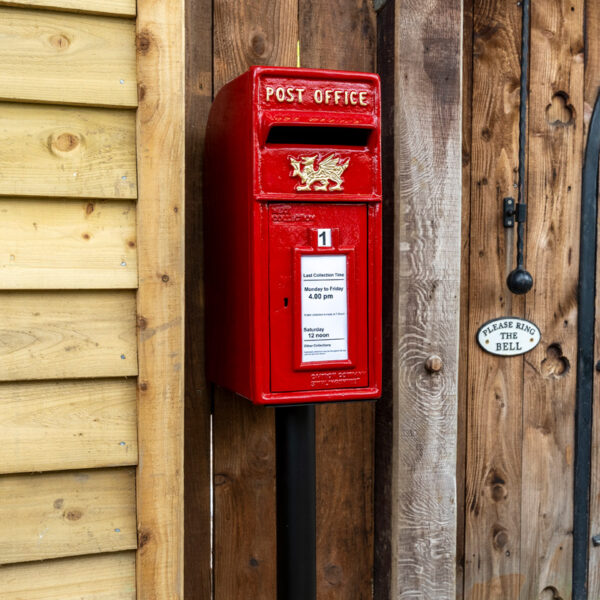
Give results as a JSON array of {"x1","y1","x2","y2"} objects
[{"x1": 301, "y1": 254, "x2": 348, "y2": 363}]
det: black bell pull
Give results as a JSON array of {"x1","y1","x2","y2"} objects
[{"x1": 504, "y1": 0, "x2": 533, "y2": 295}]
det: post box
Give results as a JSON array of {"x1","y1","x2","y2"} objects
[{"x1": 204, "y1": 66, "x2": 381, "y2": 405}]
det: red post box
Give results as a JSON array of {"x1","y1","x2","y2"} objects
[{"x1": 204, "y1": 66, "x2": 381, "y2": 405}]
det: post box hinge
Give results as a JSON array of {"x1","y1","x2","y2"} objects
[
  {"x1": 503, "y1": 197, "x2": 527, "y2": 228},
  {"x1": 593, "y1": 534, "x2": 600, "y2": 547}
]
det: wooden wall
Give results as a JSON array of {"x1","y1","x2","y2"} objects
[
  {"x1": 460, "y1": 1, "x2": 600, "y2": 598},
  {"x1": 0, "y1": 1, "x2": 185, "y2": 598},
  {"x1": 185, "y1": 1, "x2": 377, "y2": 598}
]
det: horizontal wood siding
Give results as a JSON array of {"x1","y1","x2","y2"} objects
[
  {"x1": 0, "y1": 290, "x2": 137, "y2": 381},
  {"x1": 0, "y1": 468, "x2": 137, "y2": 564},
  {"x1": 0, "y1": 199, "x2": 137, "y2": 289},
  {"x1": 0, "y1": 379, "x2": 137, "y2": 474},
  {"x1": 0, "y1": 103, "x2": 137, "y2": 199},
  {"x1": 0, "y1": 8, "x2": 137, "y2": 107},
  {"x1": 0, "y1": 0, "x2": 136, "y2": 17},
  {"x1": 0, "y1": 552, "x2": 136, "y2": 599}
]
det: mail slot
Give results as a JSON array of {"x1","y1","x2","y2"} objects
[{"x1": 204, "y1": 66, "x2": 381, "y2": 405}]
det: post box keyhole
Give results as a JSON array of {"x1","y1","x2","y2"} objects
[{"x1": 284, "y1": 297, "x2": 288, "y2": 307}]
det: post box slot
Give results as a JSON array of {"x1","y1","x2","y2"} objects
[{"x1": 266, "y1": 125, "x2": 371, "y2": 147}]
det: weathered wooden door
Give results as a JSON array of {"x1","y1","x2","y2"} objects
[{"x1": 460, "y1": 1, "x2": 600, "y2": 598}]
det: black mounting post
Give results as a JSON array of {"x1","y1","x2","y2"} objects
[{"x1": 276, "y1": 405, "x2": 317, "y2": 600}]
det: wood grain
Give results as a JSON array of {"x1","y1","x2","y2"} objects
[
  {"x1": 299, "y1": 1, "x2": 376, "y2": 598},
  {"x1": 0, "y1": 199, "x2": 137, "y2": 289},
  {"x1": 299, "y1": 0, "x2": 375, "y2": 73},
  {"x1": 0, "y1": 468, "x2": 137, "y2": 564},
  {"x1": 184, "y1": 0, "x2": 213, "y2": 595},
  {"x1": 463, "y1": 2, "x2": 524, "y2": 598},
  {"x1": 213, "y1": 391, "x2": 277, "y2": 599},
  {"x1": 135, "y1": 0, "x2": 185, "y2": 597},
  {"x1": 213, "y1": 0, "x2": 298, "y2": 89},
  {"x1": 0, "y1": 379, "x2": 137, "y2": 474},
  {"x1": 0, "y1": 8, "x2": 137, "y2": 107},
  {"x1": 0, "y1": 290, "x2": 137, "y2": 381},
  {"x1": 0, "y1": 0, "x2": 135, "y2": 16},
  {"x1": 212, "y1": 2, "x2": 296, "y2": 599},
  {"x1": 520, "y1": 1, "x2": 584, "y2": 598},
  {"x1": 0, "y1": 103, "x2": 137, "y2": 199},
  {"x1": 390, "y1": 0, "x2": 461, "y2": 597},
  {"x1": 457, "y1": 1, "x2": 473, "y2": 597},
  {"x1": 0, "y1": 551, "x2": 136, "y2": 599},
  {"x1": 586, "y1": 0, "x2": 600, "y2": 594}
]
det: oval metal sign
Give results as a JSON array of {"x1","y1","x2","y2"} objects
[{"x1": 477, "y1": 317, "x2": 541, "y2": 357}]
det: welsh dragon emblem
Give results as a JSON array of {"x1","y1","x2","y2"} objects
[{"x1": 289, "y1": 154, "x2": 349, "y2": 192}]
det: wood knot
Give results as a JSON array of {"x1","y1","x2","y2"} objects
[
  {"x1": 136, "y1": 30, "x2": 153, "y2": 55},
  {"x1": 50, "y1": 132, "x2": 81, "y2": 154},
  {"x1": 138, "y1": 528, "x2": 152, "y2": 548},
  {"x1": 49, "y1": 34, "x2": 70, "y2": 50},
  {"x1": 249, "y1": 557, "x2": 259, "y2": 568},
  {"x1": 481, "y1": 127, "x2": 492, "y2": 141},
  {"x1": 53, "y1": 498, "x2": 64, "y2": 509},
  {"x1": 161, "y1": 274, "x2": 169, "y2": 282},
  {"x1": 541, "y1": 343, "x2": 570, "y2": 378},
  {"x1": 138, "y1": 316, "x2": 148, "y2": 330},
  {"x1": 425, "y1": 355, "x2": 443, "y2": 373},
  {"x1": 324, "y1": 563, "x2": 343, "y2": 586},
  {"x1": 251, "y1": 32, "x2": 267, "y2": 57},
  {"x1": 85, "y1": 202, "x2": 95, "y2": 215},
  {"x1": 492, "y1": 525, "x2": 509, "y2": 550},
  {"x1": 82, "y1": 232, "x2": 90, "y2": 240},
  {"x1": 214, "y1": 473, "x2": 231, "y2": 487},
  {"x1": 64, "y1": 509, "x2": 82, "y2": 521},
  {"x1": 139, "y1": 381, "x2": 148, "y2": 391},
  {"x1": 138, "y1": 83, "x2": 146, "y2": 102}
]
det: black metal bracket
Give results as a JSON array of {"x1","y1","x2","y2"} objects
[
  {"x1": 592, "y1": 534, "x2": 600, "y2": 548},
  {"x1": 503, "y1": 197, "x2": 527, "y2": 228}
]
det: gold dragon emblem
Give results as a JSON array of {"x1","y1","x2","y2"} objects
[{"x1": 289, "y1": 154, "x2": 350, "y2": 192}]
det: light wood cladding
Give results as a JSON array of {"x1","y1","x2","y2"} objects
[
  {"x1": 0, "y1": 468, "x2": 137, "y2": 564},
  {"x1": 0, "y1": 199, "x2": 137, "y2": 289},
  {"x1": 0, "y1": 379, "x2": 137, "y2": 474},
  {"x1": 0, "y1": 290, "x2": 137, "y2": 381},
  {"x1": 0, "y1": 552, "x2": 136, "y2": 599},
  {"x1": 0, "y1": 8, "x2": 137, "y2": 107},
  {"x1": 135, "y1": 0, "x2": 185, "y2": 597},
  {"x1": 0, "y1": 0, "x2": 136, "y2": 17},
  {"x1": 0, "y1": 103, "x2": 137, "y2": 199}
]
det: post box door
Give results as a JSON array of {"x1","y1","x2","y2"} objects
[{"x1": 269, "y1": 203, "x2": 369, "y2": 393}]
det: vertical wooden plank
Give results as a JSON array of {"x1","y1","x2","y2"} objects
[
  {"x1": 457, "y1": 0, "x2": 473, "y2": 597},
  {"x1": 299, "y1": 2, "x2": 376, "y2": 599},
  {"x1": 299, "y1": 0, "x2": 375, "y2": 73},
  {"x1": 587, "y1": 0, "x2": 600, "y2": 594},
  {"x1": 463, "y1": 2, "x2": 524, "y2": 598},
  {"x1": 184, "y1": 0, "x2": 213, "y2": 596},
  {"x1": 520, "y1": 1, "x2": 584, "y2": 598},
  {"x1": 135, "y1": 0, "x2": 185, "y2": 597},
  {"x1": 389, "y1": 0, "x2": 462, "y2": 597},
  {"x1": 374, "y1": 1, "x2": 395, "y2": 598},
  {"x1": 211, "y1": 2, "x2": 297, "y2": 598}
]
